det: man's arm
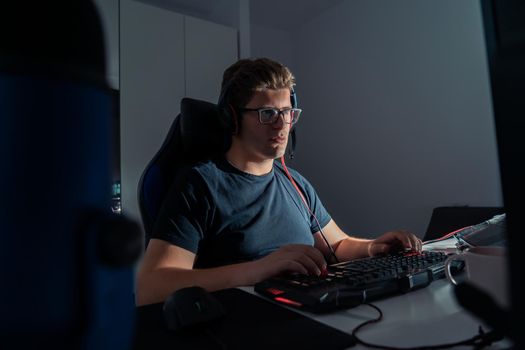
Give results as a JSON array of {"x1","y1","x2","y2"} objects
[
  {"x1": 135, "y1": 238, "x2": 327, "y2": 306},
  {"x1": 313, "y1": 219, "x2": 423, "y2": 262}
]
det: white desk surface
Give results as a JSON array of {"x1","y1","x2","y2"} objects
[{"x1": 241, "y1": 243, "x2": 511, "y2": 349}]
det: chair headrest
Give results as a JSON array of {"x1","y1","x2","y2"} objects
[{"x1": 179, "y1": 97, "x2": 230, "y2": 162}]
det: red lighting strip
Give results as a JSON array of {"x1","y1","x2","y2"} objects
[{"x1": 274, "y1": 297, "x2": 303, "y2": 307}]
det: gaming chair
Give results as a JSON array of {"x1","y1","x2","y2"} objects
[{"x1": 138, "y1": 98, "x2": 230, "y2": 243}]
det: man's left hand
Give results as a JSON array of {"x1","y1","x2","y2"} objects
[{"x1": 367, "y1": 230, "x2": 422, "y2": 256}]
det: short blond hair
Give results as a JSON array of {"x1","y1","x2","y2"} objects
[{"x1": 220, "y1": 57, "x2": 295, "y2": 108}]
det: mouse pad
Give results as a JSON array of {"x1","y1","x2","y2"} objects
[{"x1": 134, "y1": 288, "x2": 356, "y2": 350}]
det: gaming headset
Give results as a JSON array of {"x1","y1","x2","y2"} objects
[{"x1": 217, "y1": 79, "x2": 298, "y2": 159}]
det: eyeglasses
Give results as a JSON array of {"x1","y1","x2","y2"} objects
[{"x1": 239, "y1": 107, "x2": 302, "y2": 125}]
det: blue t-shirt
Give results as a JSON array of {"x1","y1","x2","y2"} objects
[{"x1": 152, "y1": 157, "x2": 331, "y2": 268}]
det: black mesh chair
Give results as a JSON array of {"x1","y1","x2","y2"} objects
[
  {"x1": 138, "y1": 98, "x2": 229, "y2": 244},
  {"x1": 423, "y1": 206, "x2": 505, "y2": 241}
]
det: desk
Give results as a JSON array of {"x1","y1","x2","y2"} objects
[
  {"x1": 135, "y1": 279, "x2": 509, "y2": 349},
  {"x1": 239, "y1": 279, "x2": 509, "y2": 349}
]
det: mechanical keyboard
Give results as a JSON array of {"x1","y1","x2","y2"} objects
[{"x1": 254, "y1": 250, "x2": 448, "y2": 313}]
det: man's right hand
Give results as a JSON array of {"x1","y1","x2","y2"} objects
[
  {"x1": 136, "y1": 241, "x2": 327, "y2": 305},
  {"x1": 249, "y1": 244, "x2": 327, "y2": 284}
]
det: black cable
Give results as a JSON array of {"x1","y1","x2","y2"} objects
[{"x1": 351, "y1": 303, "x2": 504, "y2": 350}]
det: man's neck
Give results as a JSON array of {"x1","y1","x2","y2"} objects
[{"x1": 225, "y1": 148, "x2": 274, "y2": 176}]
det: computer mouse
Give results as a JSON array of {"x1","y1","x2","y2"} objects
[{"x1": 162, "y1": 286, "x2": 226, "y2": 332}]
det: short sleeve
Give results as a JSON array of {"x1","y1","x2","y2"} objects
[{"x1": 151, "y1": 168, "x2": 213, "y2": 253}]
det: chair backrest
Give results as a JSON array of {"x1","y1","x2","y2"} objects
[
  {"x1": 423, "y1": 206, "x2": 505, "y2": 241},
  {"x1": 138, "y1": 98, "x2": 229, "y2": 242}
]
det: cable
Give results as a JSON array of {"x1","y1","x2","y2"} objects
[
  {"x1": 279, "y1": 156, "x2": 339, "y2": 264},
  {"x1": 422, "y1": 226, "x2": 473, "y2": 246},
  {"x1": 351, "y1": 303, "x2": 504, "y2": 350}
]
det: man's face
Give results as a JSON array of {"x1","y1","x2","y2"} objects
[{"x1": 235, "y1": 88, "x2": 292, "y2": 161}]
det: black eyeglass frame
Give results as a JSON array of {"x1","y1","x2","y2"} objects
[{"x1": 239, "y1": 107, "x2": 302, "y2": 125}]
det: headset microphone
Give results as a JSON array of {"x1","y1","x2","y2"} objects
[{"x1": 288, "y1": 88, "x2": 298, "y2": 160}]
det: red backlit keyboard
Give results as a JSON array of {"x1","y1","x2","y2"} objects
[{"x1": 255, "y1": 250, "x2": 448, "y2": 313}]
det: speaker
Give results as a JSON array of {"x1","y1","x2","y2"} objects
[{"x1": 0, "y1": 1, "x2": 141, "y2": 348}]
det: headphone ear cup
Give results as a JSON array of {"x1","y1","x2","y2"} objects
[
  {"x1": 228, "y1": 105, "x2": 239, "y2": 135},
  {"x1": 217, "y1": 103, "x2": 239, "y2": 135},
  {"x1": 217, "y1": 102, "x2": 232, "y2": 134},
  {"x1": 217, "y1": 81, "x2": 237, "y2": 135},
  {"x1": 290, "y1": 88, "x2": 297, "y2": 108},
  {"x1": 288, "y1": 88, "x2": 298, "y2": 159}
]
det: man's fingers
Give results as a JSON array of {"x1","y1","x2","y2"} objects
[
  {"x1": 397, "y1": 230, "x2": 414, "y2": 249},
  {"x1": 415, "y1": 238, "x2": 423, "y2": 252},
  {"x1": 374, "y1": 230, "x2": 424, "y2": 253},
  {"x1": 283, "y1": 244, "x2": 327, "y2": 270},
  {"x1": 298, "y1": 253, "x2": 325, "y2": 275},
  {"x1": 283, "y1": 260, "x2": 308, "y2": 275}
]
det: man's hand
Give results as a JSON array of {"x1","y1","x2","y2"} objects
[
  {"x1": 367, "y1": 230, "x2": 422, "y2": 256},
  {"x1": 249, "y1": 244, "x2": 327, "y2": 284}
]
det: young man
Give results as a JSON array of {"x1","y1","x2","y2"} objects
[{"x1": 136, "y1": 58, "x2": 422, "y2": 306}]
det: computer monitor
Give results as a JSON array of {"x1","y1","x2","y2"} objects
[{"x1": 480, "y1": 0, "x2": 525, "y2": 347}]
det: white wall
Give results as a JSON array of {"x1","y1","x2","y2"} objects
[
  {"x1": 120, "y1": 1, "x2": 186, "y2": 224},
  {"x1": 251, "y1": 23, "x2": 293, "y2": 69},
  {"x1": 120, "y1": 0, "x2": 238, "y2": 225},
  {"x1": 138, "y1": 0, "x2": 251, "y2": 58},
  {"x1": 185, "y1": 16, "x2": 239, "y2": 102},
  {"x1": 287, "y1": 0, "x2": 502, "y2": 238}
]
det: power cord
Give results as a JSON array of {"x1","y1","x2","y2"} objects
[{"x1": 351, "y1": 303, "x2": 504, "y2": 350}]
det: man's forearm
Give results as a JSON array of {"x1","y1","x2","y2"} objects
[
  {"x1": 136, "y1": 261, "x2": 257, "y2": 306},
  {"x1": 333, "y1": 237, "x2": 372, "y2": 261}
]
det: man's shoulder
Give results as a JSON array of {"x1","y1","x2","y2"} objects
[
  {"x1": 190, "y1": 157, "x2": 224, "y2": 176},
  {"x1": 178, "y1": 157, "x2": 232, "y2": 191},
  {"x1": 171, "y1": 158, "x2": 221, "y2": 185},
  {"x1": 190, "y1": 158, "x2": 215, "y2": 171}
]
